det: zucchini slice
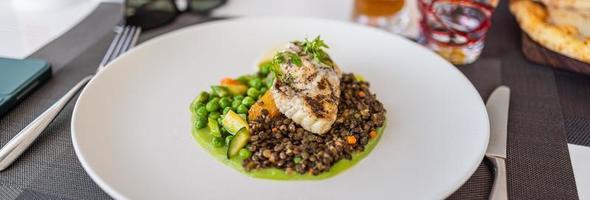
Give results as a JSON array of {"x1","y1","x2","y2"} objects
[
  {"x1": 227, "y1": 128, "x2": 250, "y2": 159},
  {"x1": 222, "y1": 110, "x2": 249, "y2": 135}
]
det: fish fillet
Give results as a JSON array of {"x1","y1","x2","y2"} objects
[{"x1": 271, "y1": 43, "x2": 341, "y2": 134}]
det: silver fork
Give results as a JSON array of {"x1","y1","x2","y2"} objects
[{"x1": 0, "y1": 25, "x2": 141, "y2": 171}]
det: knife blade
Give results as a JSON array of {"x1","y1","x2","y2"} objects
[
  {"x1": 486, "y1": 86, "x2": 510, "y2": 158},
  {"x1": 485, "y1": 85, "x2": 510, "y2": 200}
]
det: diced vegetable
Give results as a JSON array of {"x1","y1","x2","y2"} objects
[
  {"x1": 369, "y1": 130, "x2": 378, "y2": 138},
  {"x1": 211, "y1": 86, "x2": 230, "y2": 97},
  {"x1": 225, "y1": 85, "x2": 247, "y2": 95},
  {"x1": 222, "y1": 110, "x2": 249, "y2": 135},
  {"x1": 225, "y1": 135, "x2": 234, "y2": 146},
  {"x1": 238, "y1": 114, "x2": 248, "y2": 121},
  {"x1": 264, "y1": 73, "x2": 275, "y2": 88},
  {"x1": 208, "y1": 118, "x2": 221, "y2": 137},
  {"x1": 227, "y1": 128, "x2": 250, "y2": 159},
  {"x1": 346, "y1": 136, "x2": 357, "y2": 144},
  {"x1": 209, "y1": 112, "x2": 221, "y2": 121},
  {"x1": 248, "y1": 90, "x2": 281, "y2": 120},
  {"x1": 220, "y1": 78, "x2": 241, "y2": 86},
  {"x1": 223, "y1": 107, "x2": 232, "y2": 115}
]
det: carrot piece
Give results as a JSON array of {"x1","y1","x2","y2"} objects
[
  {"x1": 357, "y1": 91, "x2": 366, "y2": 97},
  {"x1": 346, "y1": 136, "x2": 357, "y2": 144},
  {"x1": 369, "y1": 130, "x2": 378, "y2": 138},
  {"x1": 220, "y1": 78, "x2": 241, "y2": 86}
]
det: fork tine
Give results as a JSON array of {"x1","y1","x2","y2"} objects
[
  {"x1": 108, "y1": 26, "x2": 133, "y2": 64},
  {"x1": 96, "y1": 25, "x2": 142, "y2": 72},
  {"x1": 98, "y1": 26, "x2": 125, "y2": 67},
  {"x1": 119, "y1": 26, "x2": 140, "y2": 55},
  {"x1": 128, "y1": 26, "x2": 141, "y2": 51}
]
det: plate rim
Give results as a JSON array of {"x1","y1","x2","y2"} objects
[{"x1": 71, "y1": 16, "x2": 489, "y2": 199}]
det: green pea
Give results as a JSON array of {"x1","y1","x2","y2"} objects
[
  {"x1": 225, "y1": 135, "x2": 234, "y2": 146},
  {"x1": 249, "y1": 78, "x2": 263, "y2": 89},
  {"x1": 195, "y1": 116, "x2": 207, "y2": 129},
  {"x1": 206, "y1": 98, "x2": 220, "y2": 112},
  {"x1": 190, "y1": 100, "x2": 203, "y2": 113},
  {"x1": 238, "y1": 148, "x2": 252, "y2": 159},
  {"x1": 247, "y1": 88, "x2": 259, "y2": 98},
  {"x1": 242, "y1": 96, "x2": 255, "y2": 107},
  {"x1": 259, "y1": 65, "x2": 270, "y2": 76},
  {"x1": 209, "y1": 112, "x2": 221, "y2": 120},
  {"x1": 223, "y1": 107, "x2": 232, "y2": 115},
  {"x1": 196, "y1": 107, "x2": 209, "y2": 118},
  {"x1": 211, "y1": 86, "x2": 230, "y2": 97},
  {"x1": 237, "y1": 75, "x2": 253, "y2": 85},
  {"x1": 259, "y1": 86, "x2": 267, "y2": 94},
  {"x1": 212, "y1": 137, "x2": 224, "y2": 148},
  {"x1": 237, "y1": 105, "x2": 249, "y2": 114},
  {"x1": 232, "y1": 99, "x2": 242, "y2": 109},
  {"x1": 233, "y1": 95, "x2": 244, "y2": 101},
  {"x1": 197, "y1": 91, "x2": 209, "y2": 103},
  {"x1": 219, "y1": 97, "x2": 232, "y2": 108}
]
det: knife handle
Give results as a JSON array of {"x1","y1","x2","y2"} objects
[{"x1": 489, "y1": 157, "x2": 508, "y2": 200}]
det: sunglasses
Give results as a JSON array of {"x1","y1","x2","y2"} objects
[{"x1": 125, "y1": 0, "x2": 227, "y2": 30}]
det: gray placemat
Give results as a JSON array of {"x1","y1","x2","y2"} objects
[
  {"x1": 1, "y1": 1, "x2": 586, "y2": 199},
  {"x1": 449, "y1": 0, "x2": 579, "y2": 199},
  {"x1": 0, "y1": 3, "x2": 122, "y2": 200},
  {"x1": 554, "y1": 70, "x2": 590, "y2": 147}
]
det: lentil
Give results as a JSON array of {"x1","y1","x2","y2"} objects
[{"x1": 242, "y1": 73, "x2": 386, "y2": 175}]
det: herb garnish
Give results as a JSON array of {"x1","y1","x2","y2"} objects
[
  {"x1": 268, "y1": 36, "x2": 333, "y2": 83},
  {"x1": 296, "y1": 36, "x2": 333, "y2": 67},
  {"x1": 270, "y1": 51, "x2": 301, "y2": 83}
]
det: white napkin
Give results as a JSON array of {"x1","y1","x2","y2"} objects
[{"x1": 0, "y1": 0, "x2": 99, "y2": 59}]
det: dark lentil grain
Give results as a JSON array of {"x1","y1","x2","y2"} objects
[{"x1": 242, "y1": 73, "x2": 386, "y2": 175}]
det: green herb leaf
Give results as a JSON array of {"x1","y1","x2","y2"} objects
[
  {"x1": 286, "y1": 52, "x2": 302, "y2": 67},
  {"x1": 297, "y1": 36, "x2": 333, "y2": 67}
]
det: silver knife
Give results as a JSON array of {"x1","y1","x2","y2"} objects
[{"x1": 486, "y1": 86, "x2": 510, "y2": 200}]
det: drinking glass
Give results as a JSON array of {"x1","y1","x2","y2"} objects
[
  {"x1": 353, "y1": 0, "x2": 410, "y2": 34},
  {"x1": 418, "y1": 0, "x2": 498, "y2": 65}
]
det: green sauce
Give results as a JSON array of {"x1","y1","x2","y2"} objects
[{"x1": 191, "y1": 116, "x2": 385, "y2": 180}]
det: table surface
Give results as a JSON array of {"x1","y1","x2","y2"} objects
[{"x1": 1, "y1": 1, "x2": 589, "y2": 200}]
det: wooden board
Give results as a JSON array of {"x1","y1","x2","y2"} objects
[{"x1": 521, "y1": 32, "x2": 590, "y2": 75}]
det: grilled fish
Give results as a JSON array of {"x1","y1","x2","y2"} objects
[{"x1": 271, "y1": 41, "x2": 341, "y2": 134}]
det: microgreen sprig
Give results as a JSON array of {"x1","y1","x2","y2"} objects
[{"x1": 297, "y1": 36, "x2": 333, "y2": 67}]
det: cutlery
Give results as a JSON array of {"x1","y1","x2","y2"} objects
[
  {"x1": 0, "y1": 25, "x2": 141, "y2": 171},
  {"x1": 486, "y1": 86, "x2": 511, "y2": 200}
]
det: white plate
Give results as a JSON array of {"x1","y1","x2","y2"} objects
[{"x1": 72, "y1": 18, "x2": 488, "y2": 200}]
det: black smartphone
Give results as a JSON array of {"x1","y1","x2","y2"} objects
[{"x1": 0, "y1": 57, "x2": 52, "y2": 117}]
